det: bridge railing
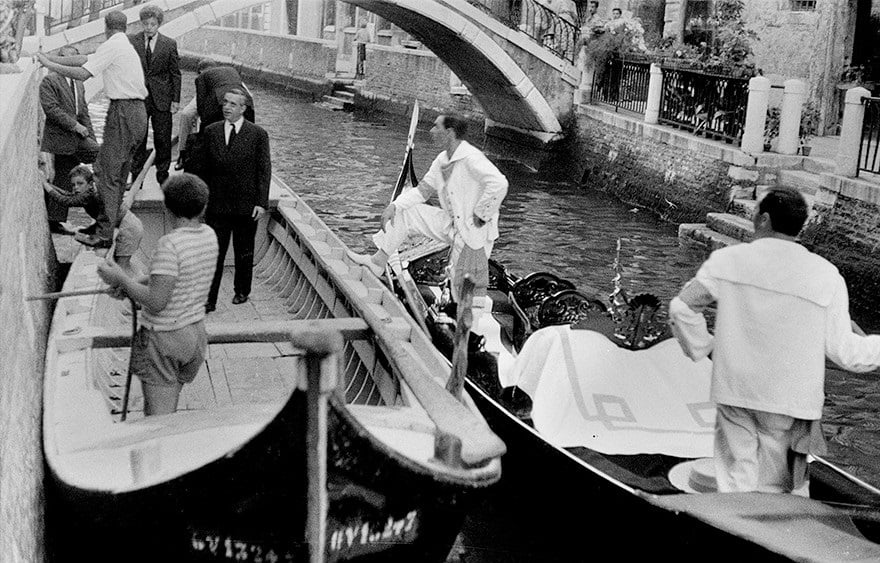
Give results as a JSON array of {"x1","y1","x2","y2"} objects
[
  {"x1": 467, "y1": 0, "x2": 579, "y2": 63},
  {"x1": 859, "y1": 97, "x2": 880, "y2": 177},
  {"x1": 591, "y1": 56, "x2": 651, "y2": 115}
]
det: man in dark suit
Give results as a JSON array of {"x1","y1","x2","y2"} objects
[
  {"x1": 193, "y1": 87, "x2": 270, "y2": 312},
  {"x1": 40, "y1": 45, "x2": 100, "y2": 234},
  {"x1": 129, "y1": 4, "x2": 180, "y2": 186},
  {"x1": 195, "y1": 63, "x2": 255, "y2": 132}
]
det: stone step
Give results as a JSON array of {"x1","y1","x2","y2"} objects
[
  {"x1": 332, "y1": 89, "x2": 356, "y2": 102},
  {"x1": 321, "y1": 95, "x2": 354, "y2": 109},
  {"x1": 678, "y1": 223, "x2": 743, "y2": 252},
  {"x1": 706, "y1": 212, "x2": 754, "y2": 242},
  {"x1": 777, "y1": 169, "x2": 821, "y2": 195},
  {"x1": 729, "y1": 198, "x2": 757, "y2": 219},
  {"x1": 803, "y1": 156, "x2": 835, "y2": 175}
]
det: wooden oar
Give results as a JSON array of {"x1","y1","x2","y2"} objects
[
  {"x1": 27, "y1": 287, "x2": 113, "y2": 301},
  {"x1": 446, "y1": 276, "x2": 474, "y2": 402},
  {"x1": 119, "y1": 297, "x2": 138, "y2": 422}
]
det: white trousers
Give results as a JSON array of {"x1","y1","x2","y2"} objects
[{"x1": 714, "y1": 404, "x2": 812, "y2": 494}]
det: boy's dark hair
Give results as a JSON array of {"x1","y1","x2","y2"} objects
[
  {"x1": 197, "y1": 58, "x2": 217, "y2": 73},
  {"x1": 139, "y1": 5, "x2": 164, "y2": 24},
  {"x1": 69, "y1": 164, "x2": 94, "y2": 184},
  {"x1": 441, "y1": 113, "x2": 468, "y2": 139},
  {"x1": 162, "y1": 174, "x2": 209, "y2": 219},
  {"x1": 758, "y1": 187, "x2": 808, "y2": 236},
  {"x1": 104, "y1": 10, "x2": 128, "y2": 33}
]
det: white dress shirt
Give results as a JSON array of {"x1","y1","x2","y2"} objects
[
  {"x1": 225, "y1": 117, "x2": 244, "y2": 144},
  {"x1": 83, "y1": 31, "x2": 147, "y2": 100}
]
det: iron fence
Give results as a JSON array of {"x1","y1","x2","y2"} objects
[
  {"x1": 591, "y1": 56, "x2": 651, "y2": 115},
  {"x1": 467, "y1": 0, "x2": 580, "y2": 63},
  {"x1": 45, "y1": 0, "x2": 127, "y2": 30},
  {"x1": 859, "y1": 97, "x2": 880, "y2": 177},
  {"x1": 658, "y1": 65, "x2": 750, "y2": 145}
]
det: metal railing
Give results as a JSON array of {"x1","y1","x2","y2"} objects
[
  {"x1": 467, "y1": 0, "x2": 580, "y2": 63},
  {"x1": 45, "y1": 0, "x2": 129, "y2": 30},
  {"x1": 658, "y1": 65, "x2": 750, "y2": 145},
  {"x1": 591, "y1": 56, "x2": 651, "y2": 115},
  {"x1": 859, "y1": 97, "x2": 880, "y2": 177}
]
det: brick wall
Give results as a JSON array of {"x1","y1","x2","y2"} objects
[
  {"x1": 573, "y1": 112, "x2": 735, "y2": 222},
  {"x1": 0, "y1": 60, "x2": 54, "y2": 562}
]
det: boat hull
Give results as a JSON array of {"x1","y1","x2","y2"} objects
[{"x1": 46, "y1": 389, "x2": 470, "y2": 562}]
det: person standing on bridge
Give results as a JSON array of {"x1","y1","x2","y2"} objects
[
  {"x1": 348, "y1": 113, "x2": 508, "y2": 304},
  {"x1": 669, "y1": 187, "x2": 880, "y2": 494},
  {"x1": 37, "y1": 10, "x2": 148, "y2": 250},
  {"x1": 129, "y1": 4, "x2": 181, "y2": 187}
]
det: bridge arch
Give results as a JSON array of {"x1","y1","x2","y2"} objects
[{"x1": 34, "y1": 0, "x2": 566, "y2": 141}]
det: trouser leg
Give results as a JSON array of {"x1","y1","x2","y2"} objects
[
  {"x1": 206, "y1": 216, "x2": 232, "y2": 307},
  {"x1": 152, "y1": 109, "x2": 173, "y2": 178},
  {"x1": 231, "y1": 216, "x2": 258, "y2": 297},
  {"x1": 713, "y1": 404, "x2": 759, "y2": 492},
  {"x1": 94, "y1": 100, "x2": 147, "y2": 241},
  {"x1": 754, "y1": 411, "x2": 804, "y2": 494},
  {"x1": 130, "y1": 105, "x2": 152, "y2": 181},
  {"x1": 372, "y1": 204, "x2": 453, "y2": 256}
]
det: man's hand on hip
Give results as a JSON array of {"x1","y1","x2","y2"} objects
[
  {"x1": 473, "y1": 214, "x2": 486, "y2": 228},
  {"x1": 170, "y1": 102, "x2": 179, "y2": 114},
  {"x1": 74, "y1": 123, "x2": 89, "y2": 137},
  {"x1": 381, "y1": 204, "x2": 396, "y2": 230},
  {"x1": 252, "y1": 206, "x2": 266, "y2": 221}
]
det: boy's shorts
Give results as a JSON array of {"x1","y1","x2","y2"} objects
[
  {"x1": 115, "y1": 210, "x2": 144, "y2": 258},
  {"x1": 130, "y1": 321, "x2": 207, "y2": 387}
]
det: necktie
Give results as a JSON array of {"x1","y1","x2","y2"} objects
[
  {"x1": 227, "y1": 125, "x2": 237, "y2": 147},
  {"x1": 69, "y1": 78, "x2": 77, "y2": 109},
  {"x1": 145, "y1": 38, "x2": 152, "y2": 66}
]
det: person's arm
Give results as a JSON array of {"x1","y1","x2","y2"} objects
[
  {"x1": 36, "y1": 52, "x2": 92, "y2": 81},
  {"x1": 43, "y1": 179, "x2": 92, "y2": 206},
  {"x1": 169, "y1": 39, "x2": 181, "y2": 112},
  {"x1": 824, "y1": 279, "x2": 880, "y2": 372},
  {"x1": 471, "y1": 156, "x2": 508, "y2": 227},
  {"x1": 98, "y1": 257, "x2": 176, "y2": 314},
  {"x1": 77, "y1": 82, "x2": 97, "y2": 139},
  {"x1": 254, "y1": 127, "x2": 271, "y2": 219},
  {"x1": 39, "y1": 77, "x2": 80, "y2": 133},
  {"x1": 669, "y1": 279, "x2": 715, "y2": 361}
]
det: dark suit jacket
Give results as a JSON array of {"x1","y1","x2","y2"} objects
[
  {"x1": 195, "y1": 120, "x2": 271, "y2": 217},
  {"x1": 40, "y1": 72, "x2": 97, "y2": 155},
  {"x1": 129, "y1": 31, "x2": 181, "y2": 112},
  {"x1": 195, "y1": 65, "x2": 255, "y2": 131}
]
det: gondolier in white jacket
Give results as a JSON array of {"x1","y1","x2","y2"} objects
[
  {"x1": 669, "y1": 187, "x2": 880, "y2": 494},
  {"x1": 349, "y1": 113, "x2": 508, "y2": 303}
]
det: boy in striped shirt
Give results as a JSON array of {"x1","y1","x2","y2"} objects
[{"x1": 98, "y1": 173, "x2": 218, "y2": 416}]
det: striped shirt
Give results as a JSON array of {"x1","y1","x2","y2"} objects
[{"x1": 142, "y1": 224, "x2": 218, "y2": 331}]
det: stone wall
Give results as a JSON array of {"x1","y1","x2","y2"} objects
[
  {"x1": 573, "y1": 107, "x2": 749, "y2": 223},
  {"x1": 177, "y1": 26, "x2": 336, "y2": 96},
  {"x1": 357, "y1": 43, "x2": 483, "y2": 122},
  {"x1": 0, "y1": 59, "x2": 54, "y2": 562}
]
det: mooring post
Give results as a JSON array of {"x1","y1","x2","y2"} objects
[{"x1": 295, "y1": 330, "x2": 343, "y2": 563}]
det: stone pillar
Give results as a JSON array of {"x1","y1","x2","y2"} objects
[
  {"x1": 644, "y1": 63, "x2": 662, "y2": 124},
  {"x1": 777, "y1": 79, "x2": 805, "y2": 155},
  {"x1": 663, "y1": 0, "x2": 684, "y2": 42},
  {"x1": 835, "y1": 86, "x2": 870, "y2": 177},
  {"x1": 268, "y1": 0, "x2": 288, "y2": 35},
  {"x1": 297, "y1": 0, "x2": 324, "y2": 38},
  {"x1": 741, "y1": 76, "x2": 771, "y2": 155}
]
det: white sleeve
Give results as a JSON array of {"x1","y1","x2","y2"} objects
[
  {"x1": 824, "y1": 279, "x2": 880, "y2": 372},
  {"x1": 82, "y1": 40, "x2": 112, "y2": 79},
  {"x1": 668, "y1": 278, "x2": 715, "y2": 362}
]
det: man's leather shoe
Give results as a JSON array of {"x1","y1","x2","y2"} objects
[
  {"x1": 232, "y1": 293, "x2": 249, "y2": 305},
  {"x1": 49, "y1": 221, "x2": 74, "y2": 235},
  {"x1": 174, "y1": 152, "x2": 186, "y2": 170},
  {"x1": 74, "y1": 232, "x2": 112, "y2": 249},
  {"x1": 78, "y1": 222, "x2": 98, "y2": 235},
  {"x1": 156, "y1": 172, "x2": 169, "y2": 185},
  {"x1": 205, "y1": 302, "x2": 216, "y2": 313}
]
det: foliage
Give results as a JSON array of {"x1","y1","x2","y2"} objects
[
  {"x1": 580, "y1": 14, "x2": 648, "y2": 71},
  {"x1": 799, "y1": 101, "x2": 820, "y2": 146},
  {"x1": 649, "y1": 0, "x2": 756, "y2": 78},
  {"x1": 764, "y1": 107, "x2": 780, "y2": 146}
]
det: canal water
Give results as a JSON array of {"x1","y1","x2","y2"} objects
[{"x1": 185, "y1": 73, "x2": 880, "y2": 559}]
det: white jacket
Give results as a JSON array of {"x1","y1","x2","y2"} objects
[{"x1": 395, "y1": 141, "x2": 508, "y2": 251}]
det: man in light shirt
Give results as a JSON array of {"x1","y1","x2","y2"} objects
[
  {"x1": 37, "y1": 10, "x2": 148, "y2": 249},
  {"x1": 348, "y1": 113, "x2": 508, "y2": 303},
  {"x1": 669, "y1": 187, "x2": 880, "y2": 494}
]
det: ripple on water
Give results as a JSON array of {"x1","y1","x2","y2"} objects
[{"x1": 203, "y1": 72, "x2": 880, "y2": 493}]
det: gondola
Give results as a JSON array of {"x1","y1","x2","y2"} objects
[
  {"x1": 42, "y1": 167, "x2": 504, "y2": 562},
  {"x1": 379, "y1": 148, "x2": 880, "y2": 561}
]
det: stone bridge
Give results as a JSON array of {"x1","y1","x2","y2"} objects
[{"x1": 33, "y1": 0, "x2": 581, "y2": 144}]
